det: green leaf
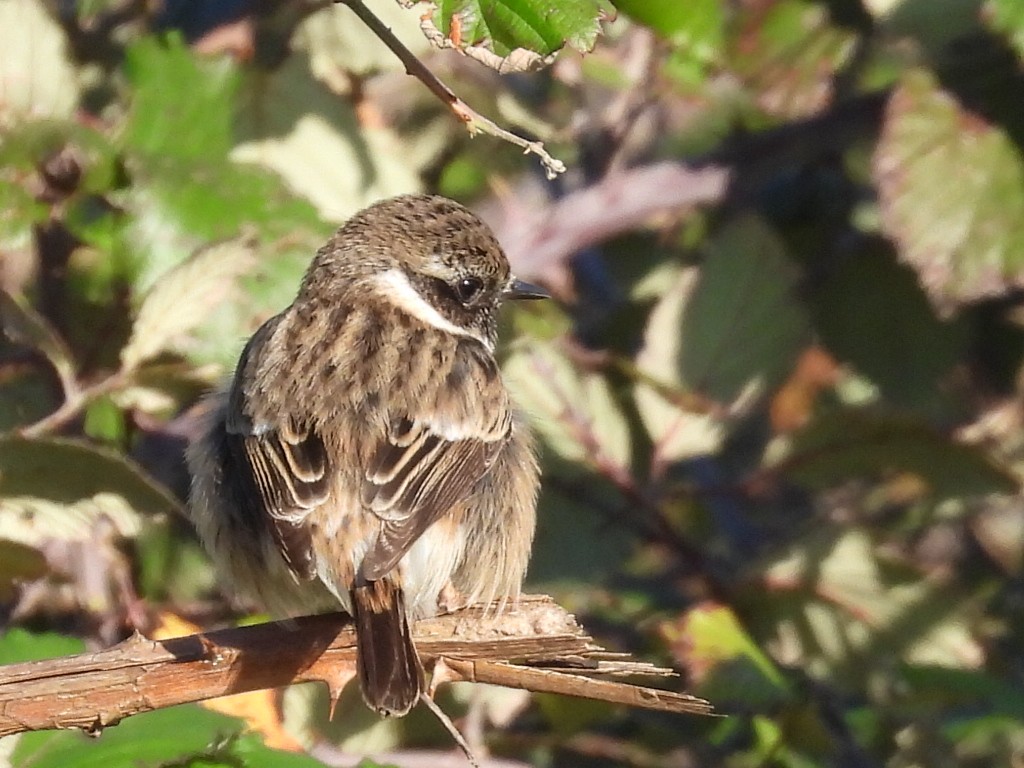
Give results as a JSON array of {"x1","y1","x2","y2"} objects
[
  {"x1": 746, "y1": 528, "x2": 986, "y2": 679},
  {"x1": 730, "y1": 0, "x2": 856, "y2": 119},
  {"x1": 614, "y1": 0, "x2": 723, "y2": 51},
  {"x1": 0, "y1": 436, "x2": 180, "y2": 513},
  {"x1": 986, "y1": 0, "x2": 1024, "y2": 60},
  {"x1": 121, "y1": 238, "x2": 257, "y2": 370},
  {"x1": 11, "y1": 705, "x2": 251, "y2": 768},
  {"x1": 503, "y1": 339, "x2": 632, "y2": 469},
  {"x1": 681, "y1": 215, "x2": 811, "y2": 401},
  {"x1": 123, "y1": 34, "x2": 238, "y2": 163},
  {"x1": 528, "y1": 470, "x2": 636, "y2": 587},
  {"x1": 634, "y1": 266, "x2": 727, "y2": 462},
  {"x1": 119, "y1": 35, "x2": 325, "y2": 296},
  {"x1": 664, "y1": 601, "x2": 792, "y2": 707},
  {"x1": 0, "y1": 628, "x2": 84, "y2": 664},
  {"x1": 900, "y1": 665, "x2": 1024, "y2": 717},
  {"x1": 874, "y1": 68, "x2": 1024, "y2": 309},
  {"x1": 0, "y1": 170, "x2": 45, "y2": 250},
  {"x1": 767, "y1": 408, "x2": 1019, "y2": 499},
  {"x1": 125, "y1": 159, "x2": 321, "y2": 292},
  {"x1": 232, "y1": 52, "x2": 427, "y2": 224},
  {"x1": 0, "y1": 541, "x2": 47, "y2": 600},
  {"x1": 634, "y1": 215, "x2": 811, "y2": 462},
  {"x1": 812, "y1": 241, "x2": 967, "y2": 412},
  {"x1": 0, "y1": 0, "x2": 79, "y2": 123},
  {"x1": 428, "y1": 0, "x2": 613, "y2": 70},
  {"x1": 0, "y1": 291, "x2": 77, "y2": 394},
  {"x1": 298, "y1": 1, "x2": 430, "y2": 76}
]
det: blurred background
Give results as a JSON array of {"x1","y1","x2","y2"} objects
[{"x1": 2, "y1": 0, "x2": 1024, "y2": 766}]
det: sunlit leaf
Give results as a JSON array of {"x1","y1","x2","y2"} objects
[
  {"x1": 425, "y1": 0, "x2": 613, "y2": 71},
  {"x1": 986, "y1": 0, "x2": 1024, "y2": 60},
  {"x1": 123, "y1": 34, "x2": 238, "y2": 163},
  {"x1": 969, "y1": 497, "x2": 1024, "y2": 576},
  {"x1": 504, "y1": 339, "x2": 632, "y2": 469},
  {"x1": 0, "y1": 175, "x2": 43, "y2": 253},
  {"x1": 232, "y1": 53, "x2": 427, "y2": 223},
  {"x1": 767, "y1": 408, "x2": 1019, "y2": 499},
  {"x1": 664, "y1": 601, "x2": 791, "y2": 707},
  {"x1": 121, "y1": 239, "x2": 257, "y2": 370},
  {"x1": 0, "y1": 540, "x2": 47, "y2": 601},
  {"x1": 731, "y1": 0, "x2": 856, "y2": 118},
  {"x1": 634, "y1": 267, "x2": 726, "y2": 462},
  {"x1": 0, "y1": 495, "x2": 143, "y2": 550},
  {"x1": 746, "y1": 528, "x2": 985, "y2": 679},
  {"x1": 0, "y1": 0, "x2": 79, "y2": 124},
  {"x1": 874, "y1": 68, "x2": 1024, "y2": 309},
  {"x1": 281, "y1": 676, "x2": 424, "y2": 755},
  {"x1": 682, "y1": 215, "x2": 811, "y2": 402},
  {"x1": 298, "y1": 0, "x2": 430, "y2": 77},
  {"x1": 613, "y1": 0, "x2": 715, "y2": 43},
  {"x1": 0, "y1": 290, "x2": 76, "y2": 393},
  {"x1": 120, "y1": 34, "x2": 324, "y2": 290},
  {"x1": 615, "y1": 0, "x2": 722, "y2": 88},
  {"x1": 635, "y1": 215, "x2": 810, "y2": 462}
]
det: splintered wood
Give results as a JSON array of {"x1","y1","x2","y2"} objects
[{"x1": 0, "y1": 595, "x2": 712, "y2": 738}]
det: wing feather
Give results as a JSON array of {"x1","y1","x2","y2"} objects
[
  {"x1": 223, "y1": 324, "x2": 329, "y2": 580},
  {"x1": 359, "y1": 411, "x2": 508, "y2": 581}
]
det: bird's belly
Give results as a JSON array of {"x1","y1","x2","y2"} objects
[
  {"x1": 311, "y1": 502, "x2": 465, "y2": 620},
  {"x1": 398, "y1": 517, "x2": 466, "y2": 619}
]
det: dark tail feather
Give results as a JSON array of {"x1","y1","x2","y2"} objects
[{"x1": 351, "y1": 579, "x2": 423, "y2": 717}]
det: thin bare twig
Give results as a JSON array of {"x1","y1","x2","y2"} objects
[
  {"x1": 334, "y1": 0, "x2": 566, "y2": 179},
  {"x1": 16, "y1": 370, "x2": 127, "y2": 438}
]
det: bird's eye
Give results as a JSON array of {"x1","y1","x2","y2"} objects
[{"x1": 454, "y1": 276, "x2": 484, "y2": 304}]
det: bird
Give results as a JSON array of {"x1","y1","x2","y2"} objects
[{"x1": 186, "y1": 194, "x2": 545, "y2": 717}]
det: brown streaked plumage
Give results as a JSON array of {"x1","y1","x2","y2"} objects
[{"x1": 186, "y1": 194, "x2": 544, "y2": 717}]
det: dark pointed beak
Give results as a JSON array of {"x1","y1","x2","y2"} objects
[{"x1": 505, "y1": 277, "x2": 550, "y2": 300}]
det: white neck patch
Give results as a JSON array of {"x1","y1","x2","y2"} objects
[{"x1": 374, "y1": 268, "x2": 492, "y2": 351}]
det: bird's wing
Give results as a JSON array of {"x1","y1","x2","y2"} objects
[
  {"x1": 224, "y1": 324, "x2": 329, "y2": 580},
  {"x1": 359, "y1": 346, "x2": 512, "y2": 581}
]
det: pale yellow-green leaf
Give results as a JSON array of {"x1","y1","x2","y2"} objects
[
  {"x1": 634, "y1": 267, "x2": 727, "y2": 461},
  {"x1": 232, "y1": 54, "x2": 427, "y2": 223},
  {"x1": 296, "y1": 0, "x2": 429, "y2": 78},
  {"x1": 121, "y1": 238, "x2": 257, "y2": 370},
  {"x1": 970, "y1": 497, "x2": 1024, "y2": 576},
  {"x1": 0, "y1": 539, "x2": 47, "y2": 600},
  {"x1": 504, "y1": 340, "x2": 631, "y2": 469},
  {"x1": 109, "y1": 385, "x2": 179, "y2": 415},
  {"x1": 0, "y1": 494, "x2": 143, "y2": 547},
  {"x1": 861, "y1": 0, "x2": 904, "y2": 15},
  {"x1": 0, "y1": 289, "x2": 76, "y2": 393},
  {"x1": 0, "y1": 0, "x2": 79, "y2": 125},
  {"x1": 635, "y1": 215, "x2": 810, "y2": 463},
  {"x1": 281, "y1": 680, "x2": 403, "y2": 752},
  {"x1": 760, "y1": 528, "x2": 983, "y2": 676}
]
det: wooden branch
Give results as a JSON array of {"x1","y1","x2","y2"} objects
[
  {"x1": 0, "y1": 596, "x2": 711, "y2": 738},
  {"x1": 492, "y1": 161, "x2": 732, "y2": 289}
]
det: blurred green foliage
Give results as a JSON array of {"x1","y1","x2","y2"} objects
[{"x1": 2, "y1": 0, "x2": 1024, "y2": 766}]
